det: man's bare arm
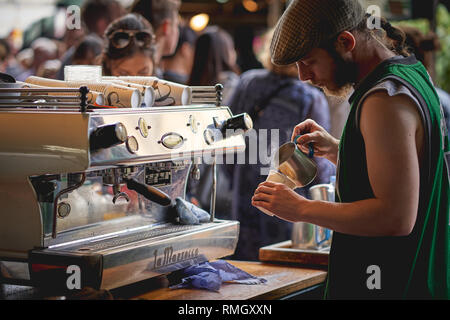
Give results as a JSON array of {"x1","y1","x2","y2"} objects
[{"x1": 253, "y1": 91, "x2": 423, "y2": 236}]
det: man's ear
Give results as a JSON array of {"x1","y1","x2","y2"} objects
[{"x1": 335, "y1": 31, "x2": 356, "y2": 53}]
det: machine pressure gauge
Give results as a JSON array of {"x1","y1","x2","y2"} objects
[
  {"x1": 160, "y1": 132, "x2": 185, "y2": 149},
  {"x1": 115, "y1": 123, "x2": 128, "y2": 142},
  {"x1": 126, "y1": 136, "x2": 139, "y2": 153},
  {"x1": 138, "y1": 118, "x2": 149, "y2": 138}
]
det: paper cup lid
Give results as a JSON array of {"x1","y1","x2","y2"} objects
[
  {"x1": 95, "y1": 93, "x2": 105, "y2": 105},
  {"x1": 144, "y1": 86, "x2": 155, "y2": 107},
  {"x1": 131, "y1": 89, "x2": 142, "y2": 108}
]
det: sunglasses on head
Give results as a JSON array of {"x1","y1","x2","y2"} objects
[{"x1": 109, "y1": 29, "x2": 154, "y2": 49}]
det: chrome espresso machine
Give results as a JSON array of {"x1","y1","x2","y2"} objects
[{"x1": 0, "y1": 76, "x2": 252, "y2": 291}]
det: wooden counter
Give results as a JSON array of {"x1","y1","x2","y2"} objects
[{"x1": 121, "y1": 260, "x2": 327, "y2": 300}]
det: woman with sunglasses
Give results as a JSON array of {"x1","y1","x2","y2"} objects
[{"x1": 102, "y1": 13, "x2": 156, "y2": 77}]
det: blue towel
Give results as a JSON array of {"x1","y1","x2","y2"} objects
[
  {"x1": 174, "y1": 197, "x2": 211, "y2": 225},
  {"x1": 169, "y1": 260, "x2": 267, "y2": 292}
]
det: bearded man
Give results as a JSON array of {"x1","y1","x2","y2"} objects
[{"x1": 252, "y1": 0, "x2": 450, "y2": 299}]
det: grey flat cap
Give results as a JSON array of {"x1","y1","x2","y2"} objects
[{"x1": 270, "y1": 0, "x2": 365, "y2": 65}]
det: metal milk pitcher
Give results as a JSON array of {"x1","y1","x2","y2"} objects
[
  {"x1": 273, "y1": 137, "x2": 317, "y2": 188},
  {"x1": 291, "y1": 183, "x2": 334, "y2": 250}
]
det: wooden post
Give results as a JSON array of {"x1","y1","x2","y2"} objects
[
  {"x1": 267, "y1": 0, "x2": 283, "y2": 28},
  {"x1": 430, "y1": 0, "x2": 439, "y2": 81}
]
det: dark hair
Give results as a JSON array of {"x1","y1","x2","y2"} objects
[
  {"x1": 73, "y1": 35, "x2": 103, "y2": 62},
  {"x1": 81, "y1": 0, "x2": 125, "y2": 34},
  {"x1": 0, "y1": 38, "x2": 10, "y2": 62},
  {"x1": 102, "y1": 13, "x2": 156, "y2": 75},
  {"x1": 162, "y1": 25, "x2": 197, "y2": 59},
  {"x1": 188, "y1": 27, "x2": 240, "y2": 86},
  {"x1": 131, "y1": 0, "x2": 181, "y2": 30},
  {"x1": 398, "y1": 25, "x2": 441, "y2": 69},
  {"x1": 321, "y1": 14, "x2": 410, "y2": 57},
  {"x1": 353, "y1": 14, "x2": 410, "y2": 57}
]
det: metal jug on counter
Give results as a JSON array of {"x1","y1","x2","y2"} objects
[{"x1": 291, "y1": 182, "x2": 334, "y2": 250}]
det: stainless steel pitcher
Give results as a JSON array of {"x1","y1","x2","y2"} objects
[
  {"x1": 291, "y1": 183, "x2": 334, "y2": 250},
  {"x1": 273, "y1": 140, "x2": 317, "y2": 188}
]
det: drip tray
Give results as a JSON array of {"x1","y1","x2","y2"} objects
[
  {"x1": 50, "y1": 223, "x2": 202, "y2": 253},
  {"x1": 30, "y1": 220, "x2": 240, "y2": 290}
]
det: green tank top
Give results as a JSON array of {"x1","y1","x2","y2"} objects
[{"x1": 325, "y1": 55, "x2": 450, "y2": 299}]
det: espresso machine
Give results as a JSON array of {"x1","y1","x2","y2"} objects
[{"x1": 0, "y1": 79, "x2": 252, "y2": 291}]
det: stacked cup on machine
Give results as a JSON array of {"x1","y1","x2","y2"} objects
[{"x1": 25, "y1": 76, "x2": 142, "y2": 108}]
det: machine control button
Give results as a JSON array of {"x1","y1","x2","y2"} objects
[
  {"x1": 220, "y1": 113, "x2": 253, "y2": 133},
  {"x1": 160, "y1": 133, "x2": 184, "y2": 149},
  {"x1": 126, "y1": 136, "x2": 139, "y2": 153},
  {"x1": 203, "y1": 128, "x2": 215, "y2": 145},
  {"x1": 57, "y1": 202, "x2": 71, "y2": 218},
  {"x1": 187, "y1": 115, "x2": 199, "y2": 133}
]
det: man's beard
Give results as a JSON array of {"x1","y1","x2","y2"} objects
[{"x1": 317, "y1": 49, "x2": 358, "y2": 98}]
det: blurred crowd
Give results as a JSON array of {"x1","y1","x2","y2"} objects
[{"x1": 1, "y1": 0, "x2": 448, "y2": 261}]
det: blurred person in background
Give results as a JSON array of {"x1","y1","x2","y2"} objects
[
  {"x1": 82, "y1": 0, "x2": 125, "y2": 39},
  {"x1": 1, "y1": 36, "x2": 29, "y2": 80},
  {"x1": 188, "y1": 26, "x2": 240, "y2": 105},
  {"x1": 225, "y1": 28, "x2": 334, "y2": 261},
  {"x1": 325, "y1": 94, "x2": 352, "y2": 139},
  {"x1": 62, "y1": 26, "x2": 87, "y2": 53},
  {"x1": 21, "y1": 0, "x2": 85, "y2": 49},
  {"x1": 72, "y1": 34, "x2": 103, "y2": 65},
  {"x1": 160, "y1": 25, "x2": 197, "y2": 84},
  {"x1": 36, "y1": 59, "x2": 62, "y2": 79},
  {"x1": 101, "y1": 13, "x2": 156, "y2": 77},
  {"x1": 16, "y1": 49, "x2": 34, "y2": 71},
  {"x1": 131, "y1": 0, "x2": 181, "y2": 78},
  {"x1": 234, "y1": 25, "x2": 263, "y2": 73},
  {"x1": 56, "y1": 25, "x2": 87, "y2": 79},
  {"x1": 57, "y1": 0, "x2": 125, "y2": 79},
  {"x1": 7, "y1": 48, "x2": 34, "y2": 80},
  {"x1": 0, "y1": 39, "x2": 11, "y2": 73},
  {"x1": 185, "y1": 26, "x2": 241, "y2": 219},
  {"x1": 15, "y1": 37, "x2": 59, "y2": 81},
  {"x1": 398, "y1": 25, "x2": 450, "y2": 138}
]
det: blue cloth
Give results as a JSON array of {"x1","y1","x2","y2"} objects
[
  {"x1": 169, "y1": 260, "x2": 267, "y2": 292},
  {"x1": 174, "y1": 197, "x2": 210, "y2": 225}
]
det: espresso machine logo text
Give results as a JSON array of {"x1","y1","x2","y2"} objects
[{"x1": 152, "y1": 246, "x2": 199, "y2": 269}]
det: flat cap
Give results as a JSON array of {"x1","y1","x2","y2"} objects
[{"x1": 270, "y1": 0, "x2": 365, "y2": 65}]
